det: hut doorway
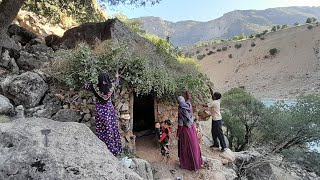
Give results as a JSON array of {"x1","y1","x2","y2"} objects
[{"x1": 133, "y1": 94, "x2": 155, "y2": 132}]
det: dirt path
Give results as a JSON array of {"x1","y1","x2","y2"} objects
[{"x1": 135, "y1": 133, "x2": 236, "y2": 180}]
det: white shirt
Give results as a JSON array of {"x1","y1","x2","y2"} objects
[{"x1": 208, "y1": 100, "x2": 222, "y2": 121}]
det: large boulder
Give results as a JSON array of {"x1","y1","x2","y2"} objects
[
  {"x1": 201, "y1": 156, "x2": 237, "y2": 180},
  {"x1": 52, "y1": 109, "x2": 82, "y2": 122},
  {"x1": 0, "y1": 50, "x2": 19, "y2": 73},
  {"x1": 0, "y1": 118, "x2": 142, "y2": 180},
  {"x1": 0, "y1": 95, "x2": 14, "y2": 115},
  {"x1": 1, "y1": 72, "x2": 48, "y2": 108},
  {"x1": 234, "y1": 151, "x2": 319, "y2": 180},
  {"x1": 7, "y1": 24, "x2": 37, "y2": 45},
  {"x1": 130, "y1": 158, "x2": 153, "y2": 180},
  {"x1": 16, "y1": 50, "x2": 51, "y2": 71},
  {"x1": 246, "y1": 162, "x2": 300, "y2": 180},
  {"x1": 59, "y1": 20, "x2": 113, "y2": 48}
]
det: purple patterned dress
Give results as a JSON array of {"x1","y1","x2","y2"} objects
[{"x1": 83, "y1": 79, "x2": 122, "y2": 156}]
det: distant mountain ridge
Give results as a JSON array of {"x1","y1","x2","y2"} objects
[{"x1": 137, "y1": 6, "x2": 320, "y2": 46}]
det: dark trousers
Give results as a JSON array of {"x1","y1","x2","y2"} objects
[{"x1": 211, "y1": 120, "x2": 226, "y2": 148}]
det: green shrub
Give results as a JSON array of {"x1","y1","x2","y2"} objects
[
  {"x1": 259, "y1": 95, "x2": 320, "y2": 153},
  {"x1": 207, "y1": 51, "x2": 214, "y2": 55},
  {"x1": 308, "y1": 25, "x2": 313, "y2": 29},
  {"x1": 50, "y1": 41, "x2": 210, "y2": 100},
  {"x1": 306, "y1": 17, "x2": 317, "y2": 24},
  {"x1": 262, "y1": 30, "x2": 268, "y2": 35},
  {"x1": 234, "y1": 43, "x2": 242, "y2": 49},
  {"x1": 22, "y1": 0, "x2": 104, "y2": 24},
  {"x1": 217, "y1": 48, "x2": 221, "y2": 52},
  {"x1": 228, "y1": 54, "x2": 232, "y2": 58},
  {"x1": 197, "y1": 54, "x2": 206, "y2": 60},
  {"x1": 269, "y1": 48, "x2": 278, "y2": 55},
  {"x1": 222, "y1": 88, "x2": 265, "y2": 151},
  {"x1": 251, "y1": 43, "x2": 256, "y2": 47},
  {"x1": 222, "y1": 47, "x2": 227, "y2": 51}
]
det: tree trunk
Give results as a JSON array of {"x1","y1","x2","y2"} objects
[{"x1": 0, "y1": 0, "x2": 25, "y2": 50}]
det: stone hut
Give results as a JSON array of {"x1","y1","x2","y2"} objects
[{"x1": 49, "y1": 18, "x2": 207, "y2": 153}]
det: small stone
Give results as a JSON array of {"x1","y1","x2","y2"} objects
[
  {"x1": 120, "y1": 103, "x2": 129, "y2": 112},
  {"x1": 82, "y1": 113, "x2": 91, "y2": 122},
  {"x1": 120, "y1": 114, "x2": 131, "y2": 120}
]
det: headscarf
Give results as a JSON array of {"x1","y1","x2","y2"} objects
[
  {"x1": 98, "y1": 72, "x2": 112, "y2": 95},
  {"x1": 92, "y1": 72, "x2": 114, "y2": 103},
  {"x1": 177, "y1": 96, "x2": 193, "y2": 128}
]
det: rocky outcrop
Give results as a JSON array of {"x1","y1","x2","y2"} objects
[
  {"x1": 234, "y1": 151, "x2": 319, "y2": 180},
  {"x1": 15, "y1": 10, "x2": 66, "y2": 37},
  {"x1": 130, "y1": 158, "x2": 154, "y2": 180},
  {"x1": 17, "y1": 49, "x2": 51, "y2": 71},
  {"x1": 7, "y1": 24, "x2": 37, "y2": 46},
  {"x1": 202, "y1": 156, "x2": 237, "y2": 180},
  {"x1": 0, "y1": 49, "x2": 19, "y2": 74},
  {"x1": 59, "y1": 20, "x2": 113, "y2": 48},
  {"x1": 1, "y1": 72, "x2": 48, "y2": 108},
  {"x1": 0, "y1": 118, "x2": 142, "y2": 180},
  {"x1": 0, "y1": 95, "x2": 14, "y2": 115}
]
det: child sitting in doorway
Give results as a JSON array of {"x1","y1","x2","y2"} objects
[{"x1": 155, "y1": 119, "x2": 172, "y2": 161}]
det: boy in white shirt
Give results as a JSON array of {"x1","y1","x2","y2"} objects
[{"x1": 206, "y1": 91, "x2": 227, "y2": 151}]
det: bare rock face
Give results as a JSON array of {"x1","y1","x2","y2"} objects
[
  {"x1": 1, "y1": 72, "x2": 48, "y2": 108},
  {"x1": 0, "y1": 118, "x2": 142, "y2": 180}
]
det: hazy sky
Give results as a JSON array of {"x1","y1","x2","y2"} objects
[{"x1": 107, "y1": 0, "x2": 320, "y2": 22}]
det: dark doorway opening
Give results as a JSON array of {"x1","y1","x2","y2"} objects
[{"x1": 133, "y1": 94, "x2": 155, "y2": 132}]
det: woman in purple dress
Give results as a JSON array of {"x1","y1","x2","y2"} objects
[
  {"x1": 177, "y1": 91, "x2": 203, "y2": 171},
  {"x1": 83, "y1": 72, "x2": 122, "y2": 156}
]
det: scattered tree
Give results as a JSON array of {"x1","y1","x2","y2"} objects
[
  {"x1": 222, "y1": 88, "x2": 265, "y2": 151},
  {"x1": 234, "y1": 43, "x2": 242, "y2": 49},
  {"x1": 259, "y1": 95, "x2": 320, "y2": 153},
  {"x1": 306, "y1": 17, "x2": 317, "y2": 24},
  {"x1": 269, "y1": 48, "x2": 278, "y2": 55}
]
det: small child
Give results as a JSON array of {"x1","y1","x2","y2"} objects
[
  {"x1": 155, "y1": 122, "x2": 162, "y2": 141},
  {"x1": 157, "y1": 119, "x2": 172, "y2": 161}
]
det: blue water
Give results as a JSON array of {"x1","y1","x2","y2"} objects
[
  {"x1": 261, "y1": 99, "x2": 319, "y2": 153},
  {"x1": 261, "y1": 99, "x2": 297, "y2": 107}
]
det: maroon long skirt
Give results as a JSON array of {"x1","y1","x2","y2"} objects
[{"x1": 178, "y1": 124, "x2": 203, "y2": 171}]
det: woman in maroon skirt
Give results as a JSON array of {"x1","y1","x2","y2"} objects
[
  {"x1": 177, "y1": 91, "x2": 203, "y2": 171},
  {"x1": 83, "y1": 72, "x2": 122, "y2": 156}
]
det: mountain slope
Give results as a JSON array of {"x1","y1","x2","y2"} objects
[
  {"x1": 184, "y1": 24, "x2": 320, "y2": 99},
  {"x1": 138, "y1": 6, "x2": 320, "y2": 46}
]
